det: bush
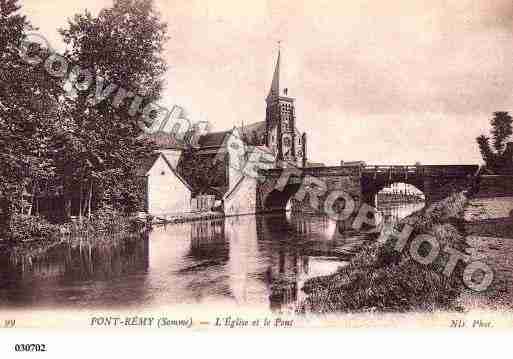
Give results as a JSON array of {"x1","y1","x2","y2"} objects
[
  {"x1": 301, "y1": 191, "x2": 470, "y2": 313},
  {"x1": 9, "y1": 214, "x2": 60, "y2": 243},
  {"x1": 65, "y1": 207, "x2": 149, "y2": 243}
]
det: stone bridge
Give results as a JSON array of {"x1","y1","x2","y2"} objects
[{"x1": 256, "y1": 164, "x2": 479, "y2": 213}]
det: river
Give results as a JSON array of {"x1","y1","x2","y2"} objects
[{"x1": 0, "y1": 202, "x2": 425, "y2": 314}]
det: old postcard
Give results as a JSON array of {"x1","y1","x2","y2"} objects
[{"x1": 1, "y1": 0, "x2": 513, "y2": 354}]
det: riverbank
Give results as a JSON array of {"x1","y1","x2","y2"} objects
[
  {"x1": 300, "y1": 192, "x2": 470, "y2": 313},
  {"x1": 151, "y1": 211, "x2": 224, "y2": 225},
  {"x1": 457, "y1": 196, "x2": 513, "y2": 311},
  {"x1": 0, "y1": 209, "x2": 151, "y2": 253}
]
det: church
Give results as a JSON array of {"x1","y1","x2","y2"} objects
[{"x1": 139, "y1": 50, "x2": 312, "y2": 217}]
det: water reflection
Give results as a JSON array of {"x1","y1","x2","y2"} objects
[
  {"x1": 380, "y1": 202, "x2": 425, "y2": 227},
  {"x1": 0, "y1": 202, "x2": 424, "y2": 312}
]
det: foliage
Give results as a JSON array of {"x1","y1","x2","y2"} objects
[
  {"x1": 9, "y1": 214, "x2": 61, "y2": 243},
  {"x1": 476, "y1": 112, "x2": 513, "y2": 174},
  {"x1": 6, "y1": 209, "x2": 147, "y2": 244},
  {"x1": 177, "y1": 149, "x2": 227, "y2": 192},
  {"x1": 53, "y1": 0, "x2": 167, "y2": 215},
  {"x1": 491, "y1": 112, "x2": 513, "y2": 153},
  {"x1": 1, "y1": 0, "x2": 169, "y2": 242},
  {"x1": 0, "y1": 0, "x2": 65, "y2": 214}
]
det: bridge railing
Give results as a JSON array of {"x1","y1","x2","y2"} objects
[
  {"x1": 363, "y1": 165, "x2": 478, "y2": 177},
  {"x1": 260, "y1": 164, "x2": 479, "y2": 180}
]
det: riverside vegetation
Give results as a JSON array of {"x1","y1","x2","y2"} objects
[
  {"x1": 1, "y1": 209, "x2": 150, "y2": 255},
  {"x1": 300, "y1": 192, "x2": 471, "y2": 313},
  {"x1": 0, "y1": 0, "x2": 166, "y2": 246}
]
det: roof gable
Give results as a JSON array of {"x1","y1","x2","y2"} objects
[
  {"x1": 136, "y1": 153, "x2": 161, "y2": 176},
  {"x1": 138, "y1": 153, "x2": 193, "y2": 191}
]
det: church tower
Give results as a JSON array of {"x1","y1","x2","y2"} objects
[{"x1": 265, "y1": 50, "x2": 298, "y2": 165}]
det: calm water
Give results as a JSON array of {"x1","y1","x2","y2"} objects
[{"x1": 0, "y1": 202, "x2": 424, "y2": 313}]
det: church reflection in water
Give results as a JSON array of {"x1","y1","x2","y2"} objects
[{"x1": 0, "y1": 203, "x2": 423, "y2": 312}]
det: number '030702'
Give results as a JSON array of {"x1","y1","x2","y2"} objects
[{"x1": 14, "y1": 344, "x2": 47, "y2": 352}]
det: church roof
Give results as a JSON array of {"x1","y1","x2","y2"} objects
[
  {"x1": 139, "y1": 131, "x2": 186, "y2": 150},
  {"x1": 239, "y1": 121, "x2": 266, "y2": 134},
  {"x1": 197, "y1": 130, "x2": 231, "y2": 148},
  {"x1": 267, "y1": 50, "x2": 280, "y2": 100},
  {"x1": 239, "y1": 121, "x2": 267, "y2": 144}
]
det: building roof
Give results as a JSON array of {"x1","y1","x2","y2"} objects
[
  {"x1": 135, "y1": 153, "x2": 161, "y2": 176},
  {"x1": 268, "y1": 49, "x2": 280, "y2": 100},
  {"x1": 239, "y1": 121, "x2": 266, "y2": 143},
  {"x1": 136, "y1": 153, "x2": 193, "y2": 191},
  {"x1": 197, "y1": 130, "x2": 231, "y2": 148},
  {"x1": 139, "y1": 131, "x2": 186, "y2": 150}
]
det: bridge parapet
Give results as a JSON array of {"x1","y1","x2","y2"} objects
[
  {"x1": 363, "y1": 165, "x2": 479, "y2": 178},
  {"x1": 261, "y1": 165, "x2": 361, "y2": 179},
  {"x1": 256, "y1": 163, "x2": 479, "y2": 214}
]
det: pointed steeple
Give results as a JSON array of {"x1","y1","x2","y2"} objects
[{"x1": 267, "y1": 49, "x2": 280, "y2": 100}]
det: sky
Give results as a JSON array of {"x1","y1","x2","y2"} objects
[{"x1": 23, "y1": 0, "x2": 513, "y2": 165}]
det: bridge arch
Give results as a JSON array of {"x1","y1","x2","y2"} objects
[
  {"x1": 363, "y1": 180, "x2": 426, "y2": 207},
  {"x1": 257, "y1": 166, "x2": 363, "y2": 213},
  {"x1": 263, "y1": 183, "x2": 302, "y2": 212},
  {"x1": 376, "y1": 182, "x2": 425, "y2": 204},
  {"x1": 256, "y1": 165, "x2": 477, "y2": 214},
  {"x1": 361, "y1": 165, "x2": 478, "y2": 206}
]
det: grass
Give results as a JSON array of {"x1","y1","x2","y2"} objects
[{"x1": 300, "y1": 192, "x2": 470, "y2": 313}]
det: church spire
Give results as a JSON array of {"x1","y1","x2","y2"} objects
[{"x1": 267, "y1": 47, "x2": 280, "y2": 100}]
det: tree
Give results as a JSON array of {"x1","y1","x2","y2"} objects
[
  {"x1": 0, "y1": 0, "x2": 65, "y2": 231},
  {"x1": 177, "y1": 150, "x2": 227, "y2": 192},
  {"x1": 491, "y1": 112, "x2": 513, "y2": 153},
  {"x1": 476, "y1": 112, "x2": 513, "y2": 174},
  {"x1": 58, "y1": 0, "x2": 168, "y2": 214}
]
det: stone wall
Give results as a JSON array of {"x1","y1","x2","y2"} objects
[
  {"x1": 147, "y1": 156, "x2": 191, "y2": 216},
  {"x1": 257, "y1": 166, "x2": 362, "y2": 214},
  {"x1": 224, "y1": 176, "x2": 258, "y2": 216}
]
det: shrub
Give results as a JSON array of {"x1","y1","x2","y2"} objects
[
  {"x1": 301, "y1": 191, "x2": 470, "y2": 313},
  {"x1": 9, "y1": 214, "x2": 60, "y2": 243}
]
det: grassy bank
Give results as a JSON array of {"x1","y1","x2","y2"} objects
[
  {"x1": 300, "y1": 192, "x2": 470, "y2": 313},
  {"x1": 1, "y1": 209, "x2": 150, "y2": 251}
]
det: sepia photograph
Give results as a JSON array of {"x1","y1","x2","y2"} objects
[{"x1": 1, "y1": 0, "x2": 513, "y2": 355}]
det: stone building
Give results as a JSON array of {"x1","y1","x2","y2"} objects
[
  {"x1": 264, "y1": 50, "x2": 307, "y2": 168},
  {"x1": 139, "y1": 50, "x2": 311, "y2": 216},
  {"x1": 137, "y1": 152, "x2": 192, "y2": 216}
]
